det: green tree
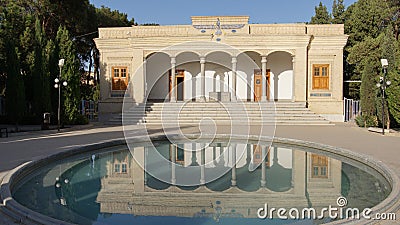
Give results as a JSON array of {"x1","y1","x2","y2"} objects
[
  {"x1": 345, "y1": 0, "x2": 390, "y2": 47},
  {"x1": 5, "y1": 40, "x2": 25, "y2": 127},
  {"x1": 31, "y1": 17, "x2": 51, "y2": 117},
  {"x1": 310, "y1": 2, "x2": 331, "y2": 24},
  {"x1": 348, "y1": 35, "x2": 382, "y2": 126},
  {"x1": 95, "y1": 6, "x2": 135, "y2": 28},
  {"x1": 45, "y1": 39, "x2": 60, "y2": 121},
  {"x1": 345, "y1": 0, "x2": 400, "y2": 128},
  {"x1": 332, "y1": 0, "x2": 345, "y2": 24},
  {"x1": 360, "y1": 58, "x2": 379, "y2": 126},
  {"x1": 0, "y1": 4, "x2": 6, "y2": 95},
  {"x1": 56, "y1": 26, "x2": 81, "y2": 124},
  {"x1": 382, "y1": 27, "x2": 400, "y2": 128},
  {"x1": 0, "y1": 0, "x2": 142, "y2": 125}
]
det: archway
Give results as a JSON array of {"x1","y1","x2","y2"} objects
[
  {"x1": 267, "y1": 51, "x2": 293, "y2": 101},
  {"x1": 237, "y1": 51, "x2": 262, "y2": 101},
  {"x1": 146, "y1": 52, "x2": 171, "y2": 101}
]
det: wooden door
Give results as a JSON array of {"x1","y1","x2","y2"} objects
[
  {"x1": 169, "y1": 70, "x2": 185, "y2": 101},
  {"x1": 254, "y1": 69, "x2": 270, "y2": 101},
  {"x1": 253, "y1": 145, "x2": 270, "y2": 167}
]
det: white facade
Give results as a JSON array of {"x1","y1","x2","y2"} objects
[{"x1": 95, "y1": 16, "x2": 348, "y2": 121}]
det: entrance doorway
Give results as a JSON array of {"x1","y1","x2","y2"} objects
[
  {"x1": 254, "y1": 69, "x2": 270, "y2": 101},
  {"x1": 253, "y1": 145, "x2": 271, "y2": 167},
  {"x1": 169, "y1": 70, "x2": 185, "y2": 101}
]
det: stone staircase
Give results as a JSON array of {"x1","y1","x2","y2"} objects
[{"x1": 107, "y1": 102, "x2": 331, "y2": 126}]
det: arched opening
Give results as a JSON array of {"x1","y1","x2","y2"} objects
[
  {"x1": 146, "y1": 52, "x2": 171, "y2": 102},
  {"x1": 175, "y1": 52, "x2": 201, "y2": 101},
  {"x1": 237, "y1": 51, "x2": 263, "y2": 101},
  {"x1": 205, "y1": 51, "x2": 232, "y2": 101},
  {"x1": 267, "y1": 51, "x2": 294, "y2": 101}
]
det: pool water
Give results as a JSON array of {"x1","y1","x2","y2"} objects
[{"x1": 13, "y1": 141, "x2": 391, "y2": 225}]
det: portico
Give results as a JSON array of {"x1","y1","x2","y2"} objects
[{"x1": 145, "y1": 48, "x2": 295, "y2": 103}]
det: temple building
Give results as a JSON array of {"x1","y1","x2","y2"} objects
[
  {"x1": 97, "y1": 143, "x2": 343, "y2": 219},
  {"x1": 94, "y1": 16, "x2": 348, "y2": 122}
]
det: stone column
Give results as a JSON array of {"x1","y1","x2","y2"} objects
[
  {"x1": 143, "y1": 58, "x2": 147, "y2": 100},
  {"x1": 231, "y1": 145, "x2": 237, "y2": 186},
  {"x1": 190, "y1": 143, "x2": 198, "y2": 166},
  {"x1": 246, "y1": 144, "x2": 251, "y2": 165},
  {"x1": 133, "y1": 146, "x2": 145, "y2": 193},
  {"x1": 219, "y1": 146, "x2": 225, "y2": 166},
  {"x1": 213, "y1": 146, "x2": 217, "y2": 166},
  {"x1": 219, "y1": 75, "x2": 225, "y2": 92},
  {"x1": 213, "y1": 74, "x2": 217, "y2": 92},
  {"x1": 232, "y1": 57, "x2": 237, "y2": 101},
  {"x1": 200, "y1": 144, "x2": 206, "y2": 185},
  {"x1": 170, "y1": 144, "x2": 176, "y2": 185},
  {"x1": 170, "y1": 57, "x2": 176, "y2": 102},
  {"x1": 144, "y1": 147, "x2": 148, "y2": 186},
  {"x1": 200, "y1": 57, "x2": 206, "y2": 102},
  {"x1": 261, "y1": 56, "x2": 268, "y2": 102},
  {"x1": 291, "y1": 55, "x2": 296, "y2": 102},
  {"x1": 260, "y1": 146, "x2": 267, "y2": 187}
]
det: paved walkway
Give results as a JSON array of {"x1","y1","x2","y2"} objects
[{"x1": 0, "y1": 123, "x2": 399, "y2": 224}]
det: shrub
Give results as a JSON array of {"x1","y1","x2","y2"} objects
[
  {"x1": 72, "y1": 114, "x2": 89, "y2": 125},
  {"x1": 355, "y1": 115, "x2": 378, "y2": 127}
]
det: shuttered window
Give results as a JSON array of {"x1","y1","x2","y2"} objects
[
  {"x1": 312, "y1": 64, "x2": 329, "y2": 90},
  {"x1": 112, "y1": 67, "x2": 128, "y2": 90},
  {"x1": 311, "y1": 154, "x2": 328, "y2": 178}
]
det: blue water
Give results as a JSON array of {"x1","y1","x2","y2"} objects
[{"x1": 13, "y1": 141, "x2": 391, "y2": 225}]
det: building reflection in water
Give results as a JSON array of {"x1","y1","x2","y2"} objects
[{"x1": 97, "y1": 142, "x2": 342, "y2": 219}]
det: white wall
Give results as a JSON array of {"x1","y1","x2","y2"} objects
[
  {"x1": 146, "y1": 53, "x2": 170, "y2": 100},
  {"x1": 270, "y1": 147, "x2": 293, "y2": 169}
]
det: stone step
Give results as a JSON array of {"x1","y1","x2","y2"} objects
[
  {"x1": 144, "y1": 117, "x2": 326, "y2": 122},
  {"x1": 143, "y1": 121, "x2": 332, "y2": 125},
  {"x1": 141, "y1": 106, "x2": 308, "y2": 110},
  {"x1": 107, "y1": 102, "x2": 330, "y2": 126},
  {"x1": 116, "y1": 112, "x2": 319, "y2": 118},
  {"x1": 142, "y1": 102, "x2": 305, "y2": 105},
  {"x1": 127, "y1": 109, "x2": 314, "y2": 113},
  {"x1": 144, "y1": 113, "x2": 324, "y2": 117},
  {"x1": 129, "y1": 103, "x2": 306, "y2": 108}
]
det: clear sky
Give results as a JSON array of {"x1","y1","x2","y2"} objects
[{"x1": 89, "y1": 0, "x2": 358, "y2": 25}]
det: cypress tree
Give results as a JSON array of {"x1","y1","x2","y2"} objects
[
  {"x1": 5, "y1": 40, "x2": 25, "y2": 128},
  {"x1": 56, "y1": 26, "x2": 81, "y2": 124},
  {"x1": 310, "y1": 2, "x2": 332, "y2": 24},
  {"x1": 360, "y1": 58, "x2": 379, "y2": 127},
  {"x1": 332, "y1": 0, "x2": 345, "y2": 24}
]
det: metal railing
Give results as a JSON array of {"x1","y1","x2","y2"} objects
[
  {"x1": 344, "y1": 97, "x2": 360, "y2": 122},
  {"x1": 80, "y1": 100, "x2": 98, "y2": 121}
]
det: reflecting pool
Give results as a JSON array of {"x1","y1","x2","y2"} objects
[{"x1": 13, "y1": 140, "x2": 391, "y2": 225}]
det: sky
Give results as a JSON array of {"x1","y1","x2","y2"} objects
[{"x1": 89, "y1": 0, "x2": 358, "y2": 25}]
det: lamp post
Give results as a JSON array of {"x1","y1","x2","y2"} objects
[
  {"x1": 376, "y1": 59, "x2": 391, "y2": 135},
  {"x1": 54, "y1": 59, "x2": 67, "y2": 132},
  {"x1": 55, "y1": 176, "x2": 70, "y2": 206}
]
